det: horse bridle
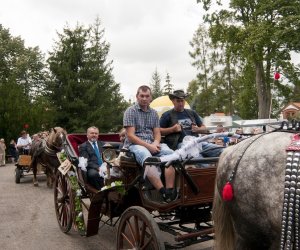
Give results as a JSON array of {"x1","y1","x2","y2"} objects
[{"x1": 45, "y1": 131, "x2": 65, "y2": 156}]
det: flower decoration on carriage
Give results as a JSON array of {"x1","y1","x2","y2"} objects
[
  {"x1": 101, "y1": 180, "x2": 126, "y2": 196},
  {"x1": 68, "y1": 170, "x2": 85, "y2": 234},
  {"x1": 59, "y1": 150, "x2": 67, "y2": 162}
]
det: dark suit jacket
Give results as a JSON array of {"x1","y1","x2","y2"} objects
[{"x1": 78, "y1": 140, "x2": 104, "y2": 170}]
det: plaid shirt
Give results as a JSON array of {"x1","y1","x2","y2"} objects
[{"x1": 123, "y1": 103, "x2": 160, "y2": 147}]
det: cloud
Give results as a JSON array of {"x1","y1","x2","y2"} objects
[{"x1": 0, "y1": 0, "x2": 202, "y2": 99}]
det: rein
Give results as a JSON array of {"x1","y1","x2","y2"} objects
[{"x1": 222, "y1": 132, "x2": 269, "y2": 201}]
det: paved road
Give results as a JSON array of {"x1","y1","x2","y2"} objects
[{"x1": 0, "y1": 163, "x2": 214, "y2": 250}]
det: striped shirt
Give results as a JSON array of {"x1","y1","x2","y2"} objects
[{"x1": 123, "y1": 103, "x2": 159, "y2": 147}]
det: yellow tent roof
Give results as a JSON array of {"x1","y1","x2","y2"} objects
[{"x1": 150, "y1": 95, "x2": 191, "y2": 118}]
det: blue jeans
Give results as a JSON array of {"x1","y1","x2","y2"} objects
[
  {"x1": 177, "y1": 141, "x2": 223, "y2": 158},
  {"x1": 129, "y1": 143, "x2": 173, "y2": 166},
  {"x1": 201, "y1": 142, "x2": 223, "y2": 157}
]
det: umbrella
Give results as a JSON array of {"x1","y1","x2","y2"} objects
[{"x1": 150, "y1": 95, "x2": 191, "y2": 118}]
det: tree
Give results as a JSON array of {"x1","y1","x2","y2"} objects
[
  {"x1": 189, "y1": 24, "x2": 242, "y2": 116},
  {"x1": 0, "y1": 25, "x2": 51, "y2": 142},
  {"x1": 150, "y1": 68, "x2": 163, "y2": 99},
  {"x1": 197, "y1": 0, "x2": 300, "y2": 118},
  {"x1": 163, "y1": 72, "x2": 173, "y2": 95},
  {"x1": 47, "y1": 18, "x2": 128, "y2": 132}
]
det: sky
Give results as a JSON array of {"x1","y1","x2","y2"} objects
[{"x1": 0, "y1": 0, "x2": 205, "y2": 101}]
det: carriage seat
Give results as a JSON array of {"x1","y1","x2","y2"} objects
[{"x1": 66, "y1": 133, "x2": 121, "y2": 193}]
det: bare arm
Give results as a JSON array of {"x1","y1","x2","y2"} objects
[
  {"x1": 192, "y1": 124, "x2": 208, "y2": 133},
  {"x1": 152, "y1": 127, "x2": 161, "y2": 145}
]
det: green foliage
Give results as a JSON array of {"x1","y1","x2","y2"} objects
[
  {"x1": 47, "y1": 18, "x2": 128, "y2": 133},
  {"x1": 69, "y1": 172, "x2": 85, "y2": 234},
  {"x1": 0, "y1": 25, "x2": 52, "y2": 142},
  {"x1": 195, "y1": 0, "x2": 300, "y2": 118}
]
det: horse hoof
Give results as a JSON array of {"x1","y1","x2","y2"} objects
[{"x1": 33, "y1": 182, "x2": 39, "y2": 187}]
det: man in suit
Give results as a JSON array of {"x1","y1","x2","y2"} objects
[{"x1": 79, "y1": 126, "x2": 104, "y2": 190}]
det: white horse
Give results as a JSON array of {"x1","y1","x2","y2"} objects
[{"x1": 213, "y1": 131, "x2": 296, "y2": 250}]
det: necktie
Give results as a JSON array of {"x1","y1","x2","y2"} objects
[{"x1": 92, "y1": 141, "x2": 102, "y2": 166}]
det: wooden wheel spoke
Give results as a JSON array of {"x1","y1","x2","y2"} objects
[
  {"x1": 134, "y1": 216, "x2": 140, "y2": 244},
  {"x1": 141, "y1": 235, "x2": 153, "y2": 250},
  {"x1": 121, "y1": 232, "x2": 135, "y2": 248},
  {"x1": 56, "y1": 186, "x2": 63, "y2": 196},
  {"x1": 117, "y1": 207, "x2": 163, "y2": 250},
  {"x1": 55, "y1": 173, "x2": 73, "y2": 233},
  {"x1": 126, "y1": 219, "x2": 136, "y2": 244},
  {"x1": 140, "y1": 221, "x2": 146, "y2": 246},
  {"x1": 57, "y1": 202, "x2": 63, "y2": 210}
]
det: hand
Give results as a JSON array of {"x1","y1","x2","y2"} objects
[
  {"x1": 191, "y1": 124, "x2": 199, "y2": 133},
  {"x1": 152, "y1": 140, "x2": 160, "y2": 148},
  {"x1": 172, "y1": 123, "x2": 182, "y2": 133},
  {"x1": 148, "y1": 143, "x2": 160, "y2": 154}
]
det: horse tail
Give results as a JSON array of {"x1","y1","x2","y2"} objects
[{"x1": 213, "y1": 186, "x2": 235, "y2": 250}]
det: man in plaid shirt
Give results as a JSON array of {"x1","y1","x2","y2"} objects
[{"x1": 123, "y1": 85, "x2": 176, "y2": 203}]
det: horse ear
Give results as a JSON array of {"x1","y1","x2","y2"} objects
[{"x1": 53, "y1": 127, "x2": 57, "y2": 133}]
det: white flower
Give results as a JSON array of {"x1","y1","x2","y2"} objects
[
  {"x1": 68, "y1": 171, "x2": 76, "y2": 177},
  {"x1": 101, "y1": 186, "x2": 108, "y2": 191},
  {"x1": 76, "y1": 189, "x2": 82, "y2": 197},
  {"x1": 111, "y1": 182, "x2": 116, "y2": 187},
  {"x1": 78, "y1": 212, "x2": 83, "y2": 218}
]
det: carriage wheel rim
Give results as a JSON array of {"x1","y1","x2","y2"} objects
[
  {"x1": 117, "y1": 206, "x2": 164, "y2": 250},
  {"x1": 54, "y1": 172, "x2": 73, "y2": 233}
]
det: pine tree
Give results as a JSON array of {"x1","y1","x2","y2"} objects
[
  {"x1": 47, "y1": 19, "x2": 128, "y2": 132},
  {"x1": 163, "y1": 72, "x2": 173, "y2": 95},
  {"x1": 150, "y1": 68, "x2": 163, "y2": 99}
]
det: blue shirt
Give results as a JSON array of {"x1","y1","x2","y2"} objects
[{"x1": 123, "y1": 104, "x2": 160, "y2": 147}]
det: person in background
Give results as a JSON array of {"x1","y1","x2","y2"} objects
[
  {"x1": 8, "y1": 139, "x2": 18, "y2": 163},
  {"x1": 17, "y1": 130, "x2": 32, "y2": 155},
  {"x1": 78, "y1": 126, "x2": 105, "y2": 190},
  {"x1": 0, "y1": 138, "x2": 6, "y2": 166}
]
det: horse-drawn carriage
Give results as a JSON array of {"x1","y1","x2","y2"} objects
[
  {"x1": 15, "y1": 154, "x2": 33, "y2": 183},
  {"x1": 54, "y1": 133, "x2": 220, "y2": 249}
]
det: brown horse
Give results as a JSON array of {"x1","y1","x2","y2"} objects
[
  {"x1": 30, "y1": 127, "x2": 67, "y2": 187},
  {"x1": 213, "y1": 131, "x2": 294, "y2": 250}
]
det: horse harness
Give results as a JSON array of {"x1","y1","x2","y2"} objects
[
  {"x1": 44, "y1": 131, "x2": 65, "y2": 157},
  {"x1": 280, "y1": 133, "x2": 300, "y2": 249}
]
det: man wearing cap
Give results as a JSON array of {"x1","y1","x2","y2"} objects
[{"x1": 160, "y1": 89, "x2": 223, "y2": 157}]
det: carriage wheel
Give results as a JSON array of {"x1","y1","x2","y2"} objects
[
  {"x1": 54, "y1": 171, "x2": 74, "y2": 233},
  {"x1": 116, "y1": 206, "x2": 165, "y2": 250},
  {"x1": 15, "y1": 167, "x2": 21, "y2": 183}
]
